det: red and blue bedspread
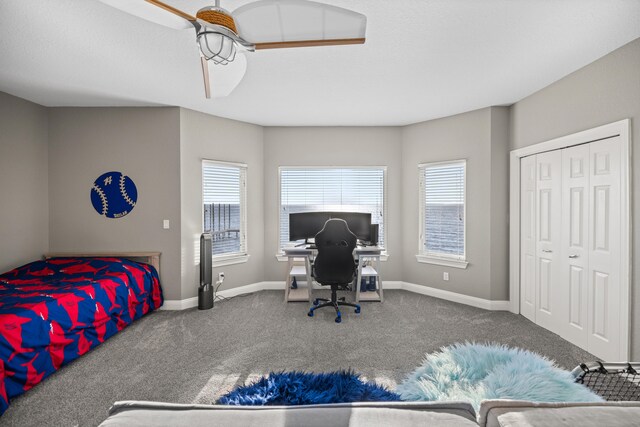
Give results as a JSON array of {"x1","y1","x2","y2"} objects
[{"x1": 0, "y1": 257, "x2": 163, "y2": 414}]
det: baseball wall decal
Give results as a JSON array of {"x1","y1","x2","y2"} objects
[{"x1": 90, "y1": 171, "x2": 138, "y2": 218}]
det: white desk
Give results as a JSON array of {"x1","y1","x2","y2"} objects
[
  {"x1": 282, "y1": 248, "x2": 314, "y2": 302},
  {"x1": 282, "y1": 246, "x2": 384, "y2": 303},
  {"x1": 354, "y1": 247, "x2": 384, "y2": 303}
]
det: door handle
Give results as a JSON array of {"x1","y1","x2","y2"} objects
[
  {"x1": 542, "y1": 249, "x2": 552, "y2": 253},
  {"x1": 569, "y1": 255, "x2": 579, "y2": 259}
]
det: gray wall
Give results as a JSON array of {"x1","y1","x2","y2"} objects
[
  {"x1": 401, "y1": 107, "x2": 510, "y2": 300},
  {"x1": 0, "y1": 92, "x2": 49, "y2": 272},
  {"x1": 47, "y1": 107, "x2": 183, "y2": 300},
  {"x1": 510, "y1": 37, "x2": 640, "y2": 357},
  {"x1": 179, "y1": 108, "x2": 265, "y2": 298},
  {"x1": 489, "y1": 107, "x2": 511, "y2": 300},
  {"x1": 263, "y1": 127, "x2": 403, "y2": 282},
  {"x1": 402, "y1": 108, "x2": 491, "y2": 299}
]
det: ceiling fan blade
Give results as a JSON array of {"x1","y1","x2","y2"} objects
[
  {"x1": 208, "y1": 53, "x2": 248, "y2": 98},
  {"x1": 232, "y1": 0, "x2": 366, "y2": 48},
  {"x1": 200, "y1": 56, "x2": 211, "y2": 99},
  {"x1": 99, "y1": 0, "x2": 194, "y2": 30},
  {"x1": 254, "y1": 38, "x2": 365, "y2": 50},
  {"x1": 145, "y1": 0, "x2": 196, "y2": 23}
]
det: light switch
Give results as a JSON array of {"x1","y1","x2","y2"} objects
[
  {"x1": 163, "y1": 220, "x2": 170, "y2": 229},
  {"x1": 443, "y1": 272, "x2": 449, "y2": 281}
]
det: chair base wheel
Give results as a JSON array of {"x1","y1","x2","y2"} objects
[{"x1": 307, "y1": 287, "x2": 358, "y2": 324}]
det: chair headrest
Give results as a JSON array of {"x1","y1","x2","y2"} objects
[{"x1": 315, "y1": 219, "x2": 357, "y2": 249}]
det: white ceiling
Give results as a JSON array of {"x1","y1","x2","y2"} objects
[{"x1": 1, "y1": 0, "x2": 639, "y2": 126}]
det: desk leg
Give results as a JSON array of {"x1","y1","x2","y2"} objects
[
  {"x1": 355, "y1": 259, "x2": 363, "y2": 303},
  {"x1": 305, "y1": 256, "x2": 313, "y2": 303},
  {"x1": 284, "y1": 257, "x2": 292, "y2": 302},
  {"x1": 376, "y1": 256, "x2": 383, "y2": 302}
]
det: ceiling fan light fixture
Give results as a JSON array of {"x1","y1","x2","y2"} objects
[
  {"x1": 198, "y1": 31, "x2": 237, "y2": 64},
  {"x1": 195, "y1": 5, "x2": 242, "y2": 65}
]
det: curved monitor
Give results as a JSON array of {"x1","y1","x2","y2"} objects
[
  {"x1": 289, "y1": 211, "x2": 371, "y2": 242},
  {"x1": 329, "y1": 212, "x2": 371, "y2": 241}
]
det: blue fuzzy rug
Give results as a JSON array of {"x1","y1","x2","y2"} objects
[
  {"x1": 218, "y1": 370, "x2": 400, "y2": 405},
  {"x1": 396, "y1": 342, "x2": 603, "y2": 411}
]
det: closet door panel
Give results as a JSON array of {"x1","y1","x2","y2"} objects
[
  {"x1": 587, "y1": 137, "x2": 621, "y2": 361},
  {"x1": 535, "y1": 150, "x2": 562, "y2": 334},
  {"x1": 560, "y1": 145, "x2": 589, "y2": 348},
  {"x1": 520, "y1": 155, "x2": 537, "y2": 322}
]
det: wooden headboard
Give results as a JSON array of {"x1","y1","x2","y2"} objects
[{"x1": 44, "y1": 252, "x2": 161, "y2": 278}]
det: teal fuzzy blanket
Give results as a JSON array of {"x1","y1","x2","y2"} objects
[{"x1": 396, "y1": 342, "x2": 603, "y2": 410}]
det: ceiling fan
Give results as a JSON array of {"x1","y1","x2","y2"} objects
[{"x1": 100, "y1": 0, "x2": 367, "y2": 98}]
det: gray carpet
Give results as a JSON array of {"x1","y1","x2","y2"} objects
[{"x1": 2, "y1": 290, "x2": 593, "y2": 426}]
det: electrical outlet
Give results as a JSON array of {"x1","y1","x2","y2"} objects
[
  {"x1": 443, "y1": 272, "x2": 449, "y2": 281},
  {"x1": 163, "y1": 219, "x2": 170, "y2": 229},
  {"x1": 218, "y1": 272, "x2": 225, "y2": 282}
]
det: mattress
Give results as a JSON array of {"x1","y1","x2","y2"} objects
[{"x1": 0, "y1": 257, "x2": 163, "y2": 414}]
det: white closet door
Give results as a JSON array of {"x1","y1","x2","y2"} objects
[
  {"x1": 587, "y1": 137, "x2": 622, "y2": 361},
  {"x1": 520, "y1": 155, "x2": 537, "y2": 322},
  {"x1": 560, "y1": 145, "x2": 590, "y2": 348},
  {"x1": 535, "y1": 151, "x2": 562, "y2": 334}
]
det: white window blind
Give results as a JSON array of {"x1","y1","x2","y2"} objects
[
  {"x1": 419, "y1": 161, "x2": 466, "y2": 259},
  {"x1": 203, "y1": 160, "x2": 247, "y2": 257},
  {"x1": 279, "y1": 167, "x2": 385, "y2": 249}
]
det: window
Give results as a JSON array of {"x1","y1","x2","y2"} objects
[
  {"x1": 202, "y1": 160, "x2": 248, "y2": 265},
  {"x1": 279, "y1": 167, "x2": 386, "y2": 251},
  {"x1": 418, "y1": 160, "x2": 467, "y2": 268}
]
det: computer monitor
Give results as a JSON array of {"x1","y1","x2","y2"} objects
[
  {"x1": 328, "y1": 212, "x2": 372, "y2": 242},
  {"x1": 289, "y1": 212, "x2": 331, "y2": 242},
  {"x1": 288, "y1": 211, "x2": 372, "y2": 243}
]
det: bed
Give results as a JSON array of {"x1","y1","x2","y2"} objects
[{"x1": 0, "y1": 253, "x2": 163, "y2": 414}]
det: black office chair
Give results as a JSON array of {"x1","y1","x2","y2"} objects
[{"x1": 307, "y1": 219, "x2": 361, "y2": 323}]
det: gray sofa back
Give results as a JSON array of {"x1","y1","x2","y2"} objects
[
  {"x1": 478, "y1": 400, "x2": 640, "y2": 427},
  {"x1": 100, "y1": 400, "x2": 640, "y2": 426},
  {"x1": 100, "y1": 400, "x2": 477, "y2": 427}
]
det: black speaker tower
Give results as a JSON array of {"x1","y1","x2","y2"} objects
[
  {"x1": 198, "y1": 233, "x2": 214, "y2": 310},
  {"x1": 370, "y1": 224, "x2": 379, "y2": 246}
]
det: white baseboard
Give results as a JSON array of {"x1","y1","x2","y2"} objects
[
  {"x1": 160, "y1": 282, "x2": 284, "y2": 310},
  {"x1": 383, "y1": 280, "x2": 403, "y2": 290},
  {"x1": 401, "y1": 282, "x2": 510, "y2": 311},
  {"x1": 160, "y1": 297, "x2": 198, "y2": 311},
  {"x1": 217, "y1": 281, "x2": 283, "y2": 298},
  {"x1": 160, "y1": 280, "x2": 509, "y2": 312}
]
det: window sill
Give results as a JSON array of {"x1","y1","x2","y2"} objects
[
  {"x1": 212, "y1": 254, "x2": 250, "y2": 267},
  {"x1": 276, "y1": 253, "x2": 389, "y2": 262},
  {"x1": 415, "y1": 255, "x2": 468, "y2": 269}
]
